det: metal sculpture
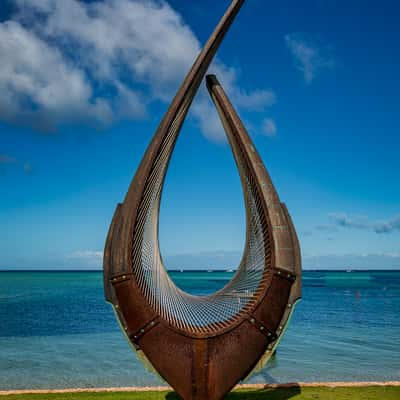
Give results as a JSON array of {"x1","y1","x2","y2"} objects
[{"x1": 103, "y1": 1, "x2": 301, "y2": 399}]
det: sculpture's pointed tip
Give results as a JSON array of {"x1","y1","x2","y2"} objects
[
  {"x1": 206, "y1": 74, "x2": 220, "y2": 93},
  {"x1": 233, "y1": 0, "x2": 246, "y2": 7}
]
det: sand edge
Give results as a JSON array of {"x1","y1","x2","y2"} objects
[{"x1": 1, "y1": 382, "x2": 400, "y2": 395}]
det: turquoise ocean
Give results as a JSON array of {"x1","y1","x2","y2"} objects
[{"x1": 0, "y1": 270, "x2": 399, "y2": 389}]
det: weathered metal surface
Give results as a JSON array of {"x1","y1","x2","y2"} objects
[{"x1": 103, "y1": 1, "x2": 301, "y2": 399}]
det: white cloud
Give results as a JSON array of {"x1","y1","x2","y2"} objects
[
  {"x1": 0, "y1": 20, "x2": 113, "y2": 131},
  {"x1": 261, "y1": 118, "x2": 277, "y2": 137},
  {"x1": 67, "y1": 250, "x2": 104, "y2": 267},
  {"x1": 285, "y1": 33, "x2": 334, "y2": 83},
  {"x1": 0, "y1": 0, "x2": 275, "y2": 140},
  {"x1": 68, "y1": 250, "x2": 104, "y2": 260}
]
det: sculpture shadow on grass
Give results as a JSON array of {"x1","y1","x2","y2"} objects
[{"x1": 165, "y1": 384, "x2": 302, "y2": 400}]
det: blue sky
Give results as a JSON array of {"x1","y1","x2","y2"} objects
[{"x1": 0, "y1": 0, "x2": 399, "y2": 270}]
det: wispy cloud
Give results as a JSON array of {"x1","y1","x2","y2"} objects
[
  {"x1": 261, "y1": 118, "x2": 277, "y2": 137},
  {"x1": 373, "y1": 216, "x2": 400, "y2": 234},
  {"x1": 303, "y1": 252, "x2": 400, "y2": 269},
  {"x1": 329, "y1": 212, "x2": 400, "y2": 234},
  {"x1": 329, "y1": 213, "x2": 369, "y2": 229},
  {"x1": 0, "y1": 153, "x2": 32, "y2": 174},
  {"x1": 68, "y1": 250, "x2": 103, "y2": 260},
  {"x1": 2, "y1": 249, "x2": 400, "y2": 270},
  {"x1": 65, "y1": 249, "x2": 241, "y2": 269},
  {"x1": 23, "y1": 162, "x2": 33, "y2": 174},
  {"x1": 285, "y1": 33, "x2": 334, "y2": 83},
  {"x1": 0, "y1": 0, "x2": 275, "y2": 140},
  {"x1": 165, "y1": 251, "x2": 241, "y2": 269},
  {"x1": 0, "y1": 154, "x2": 17, "y2": 164},
  {"x1": 315, "y1": 224, "x2": 338, "y2": 232},
  {"x1": 67, "y1": 250, "x2": 103, "y2": 267}
]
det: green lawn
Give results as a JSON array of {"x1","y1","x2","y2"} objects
[{"x1": 2, "y1": 386, "x2": 400, "y2": 400}]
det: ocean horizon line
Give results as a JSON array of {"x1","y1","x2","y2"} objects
[{"x1": 1, "y1": 268, "x2": 400, "y2": 272}]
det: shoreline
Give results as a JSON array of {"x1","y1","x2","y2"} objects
[{"x1": 1, "y1": 381, "x2": 400, "y2": 395}]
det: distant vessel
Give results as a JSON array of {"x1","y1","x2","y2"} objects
[{"x1": 227, "y1": 268, "x2": 234, "y2": 272}]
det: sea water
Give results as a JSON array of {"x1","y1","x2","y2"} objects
[{"x1": 0, "y1": 270, "x2": 399, "y2": 389}]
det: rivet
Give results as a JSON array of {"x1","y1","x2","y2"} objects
[
  {"x1": 122, "y1": 275, "x2": 126, "y2": 279},
  {"x1": 267, "y1": 332, "x2": 271, "y2": 337},
  {"x1": 150, "y1": 321, "x2": 155, "y2": 326},
  {"x1": 124, "y1": 327, "x2": 128, "y2": 331},
  {"x1": 260, "y1": 326, "x2": 265, "y2": 331},
  {"x1": 288, "y1": 304, "x2": 292, "y2": 308},
  {"x1": 278, "y1": 271, "x2": 281, "y2": 275},
  {"x1": 279, "y1": 325, "x2": 283, "y2": 330},
  {"x1": 288, "y1": 274, "x2": 291, "y2": 278},
  {"x1": 250, "y1": 318, "x2": 255, "y2": 324},
  {"x1": 133, "y1": 335, "x2": 137, "y2": 339},
  {"x1": 115, "y1": 304, "x2": 119, "y2": 309},
  {"x1": 140, "y1": 329, "x2": 144, "y2": 333}
]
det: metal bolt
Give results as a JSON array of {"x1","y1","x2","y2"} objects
[
  {"x1": 115, "y1": 304, "x2": 119, "y2": 309},
  {"x1": 250, "y1": 318, "x2": 255, "y2": 324},
  {"x1": 288, "y1": 304, "x2": 292, "y2": 308},
  {"x1": 122, "y1": 275, "x2": 126, "y2": 279},
  {"x1": 140, "y1": 329, "x2": 144, "y2": 333},
  {"x1": 260, "y1": 326, "x2": 264, "y2": 331}
]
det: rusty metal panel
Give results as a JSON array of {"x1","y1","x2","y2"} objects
[{"x1": 139, "y1": 326, "x2": 194, "y2": 399}]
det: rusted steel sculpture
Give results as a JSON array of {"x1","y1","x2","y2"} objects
[{"x1": 103, "y1": 1, "x2": 301, "y2": 399}]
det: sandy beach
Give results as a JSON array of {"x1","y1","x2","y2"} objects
[{"x1": 1, "y1": 382, "x2": 400, "y2": 396}]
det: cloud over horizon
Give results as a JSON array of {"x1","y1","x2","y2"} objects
[
  {"x1": 0, "y1": 0, "x2": 275, "y2": 140},
  {"x1": 329, "y1": 212, "x2": 400, "y2": 234},
  {"x1": 3, "y1": 249, "x2": 400, "y2": 270}
]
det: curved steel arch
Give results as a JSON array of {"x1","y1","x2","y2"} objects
[{"x1": 103, "y1": 1, "x2": 301, "y2": 399}]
